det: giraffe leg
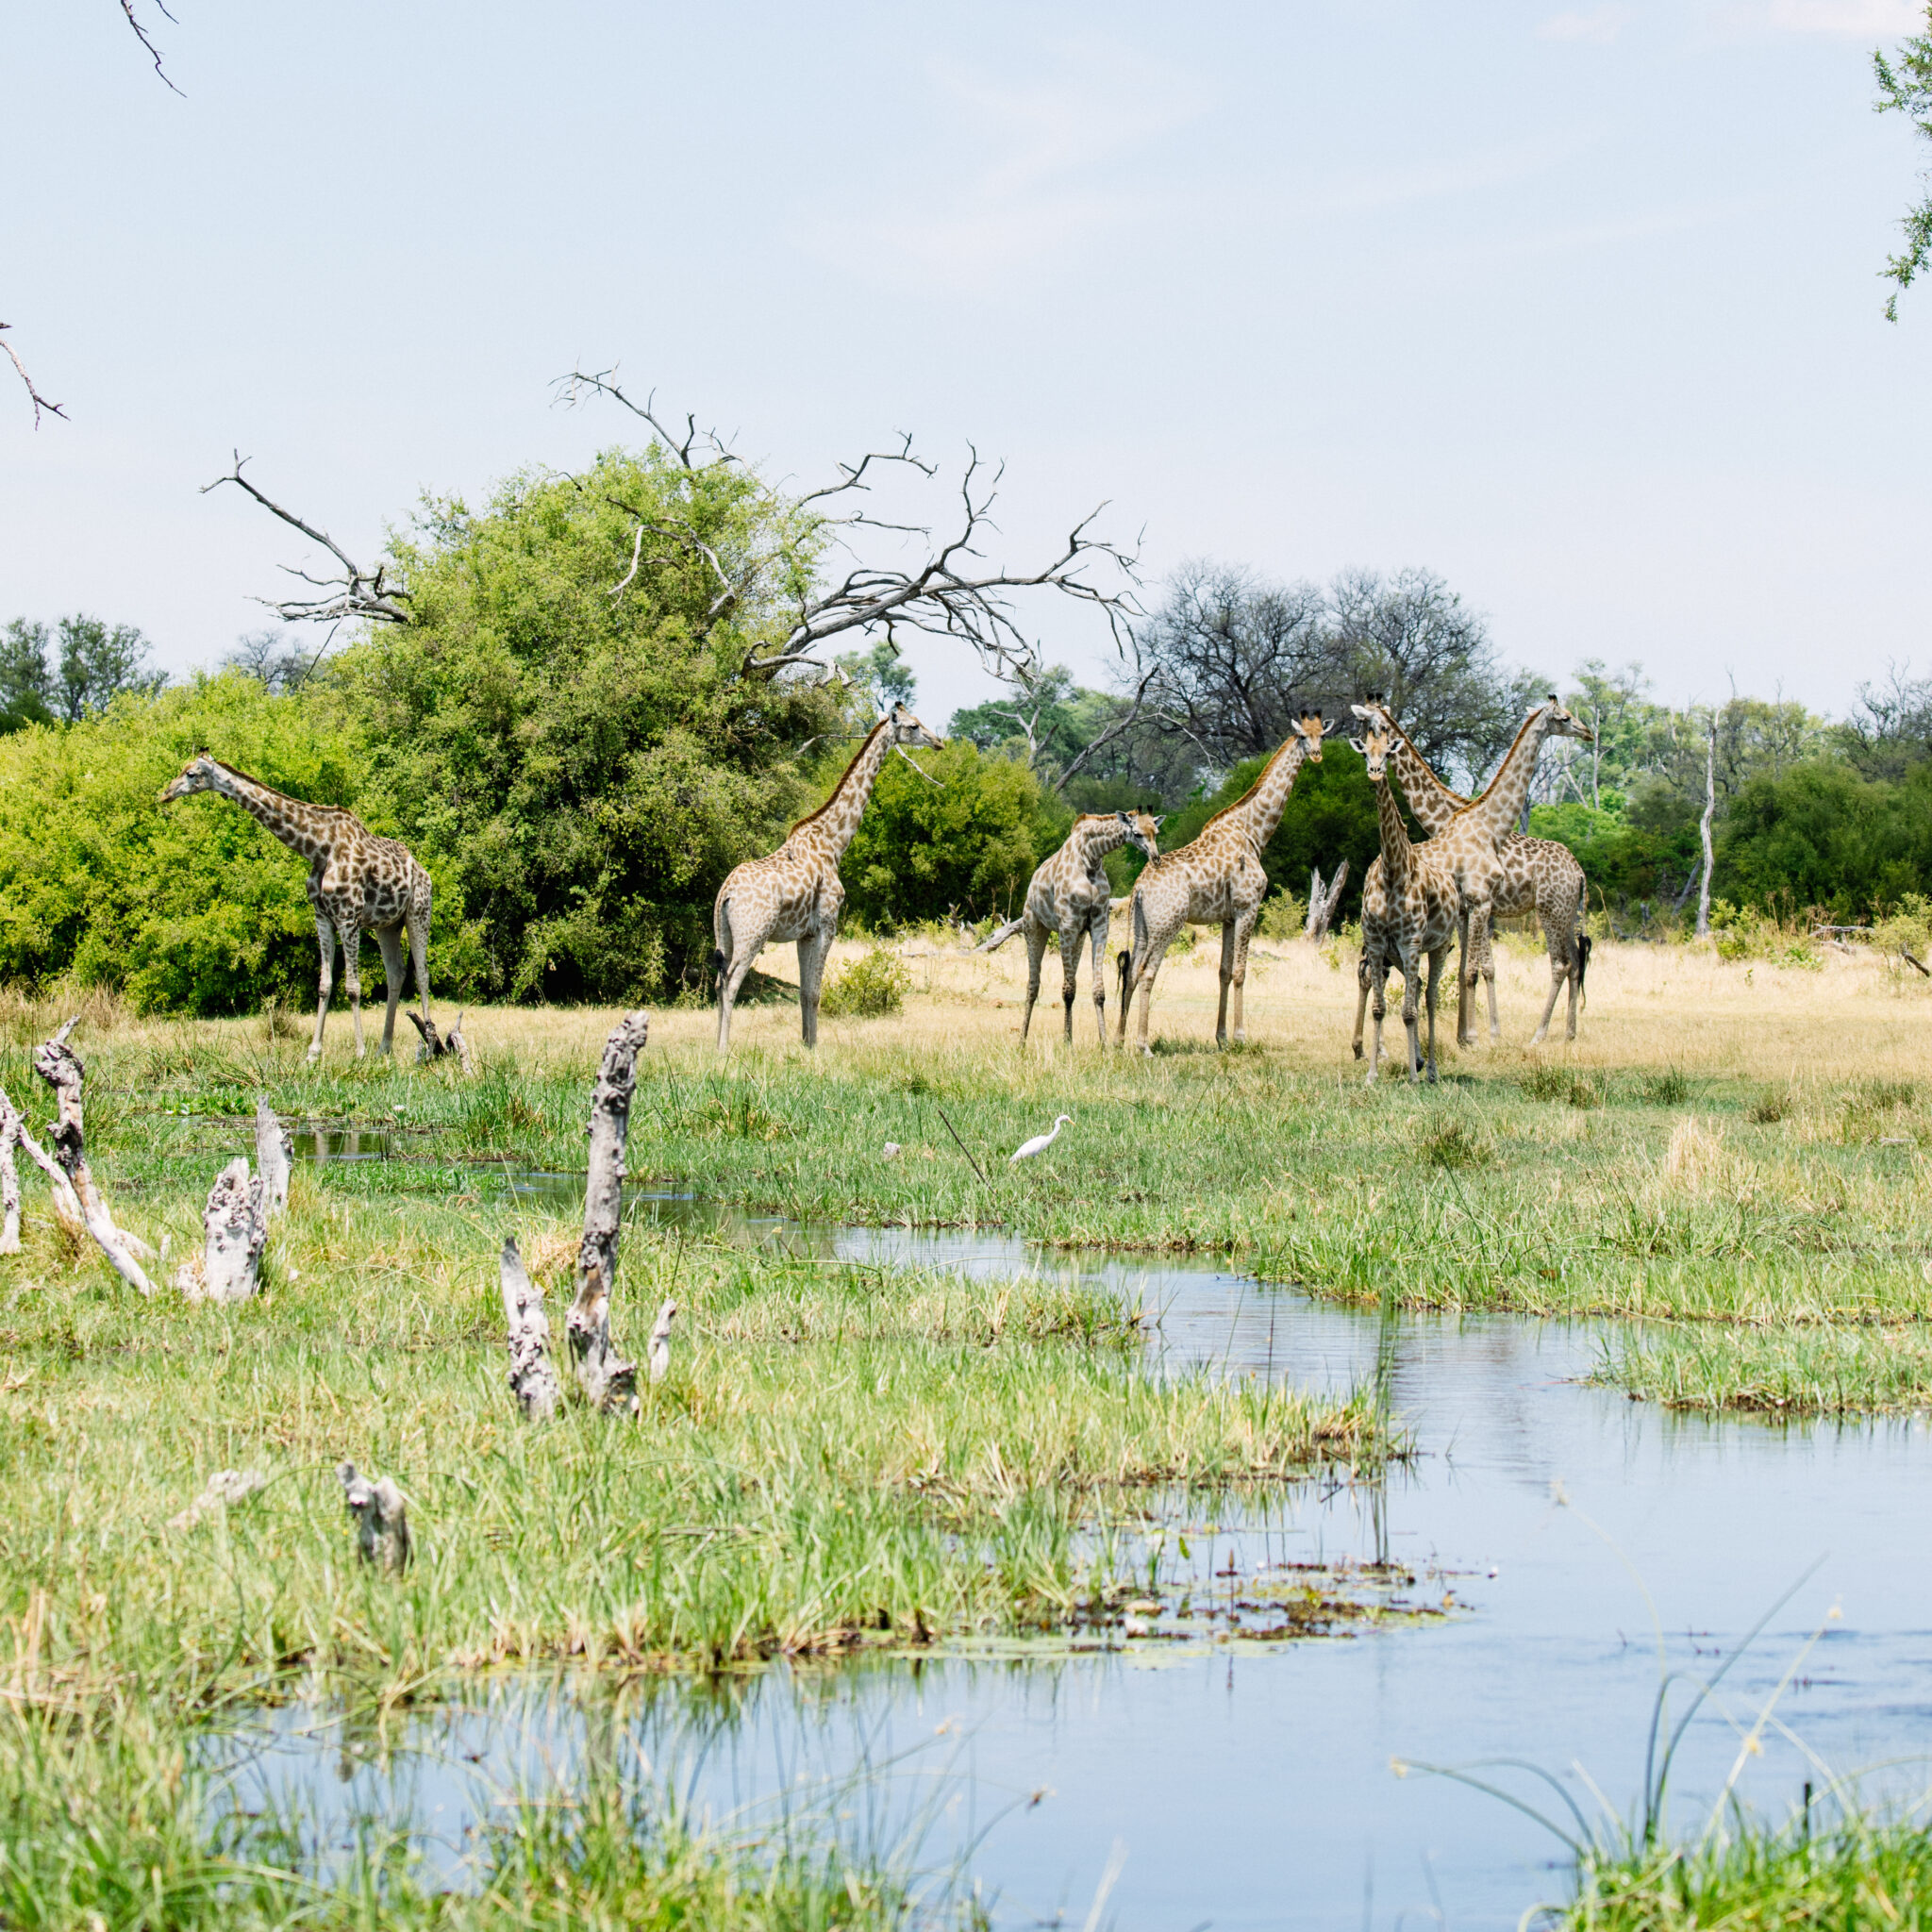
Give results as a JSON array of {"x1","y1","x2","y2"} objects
[
  {"x1": 308, "y1": 910, "x2": 338, "y2": 1062},
  {"x1": 1089, "y1": 913, "x2": 1110, "y2": 1046},
  {"x1": 1059, "y1": 927, "x2": 1083, "y2": 1043},
  {"x1": 1021, "y1": 920, "x2": 1047, "y2": 1042},
  {"x1": 1132, "y1": 941, "x2": 1171, "y2": 1055},
  {"x1": 1353, "y1": 945, "x2": 1374, "y2": 1060},
  {"x1": 338, "y1": 919, "x2": 366, "y2": 1058},
  {"x1": 375, "y1": 924, "x2": 406, "y2": 1058},
  {"x1": 1531, "y1": 936, "x2": 1568, "y2": 1046},
  {"x1": 715, "y1": 899, "x2": 745, "y2": 1056},
  {"x1": 1482, "y1": 932, "x2": 1501, "y2": 1042},
  {"x1": 1402, "y1": 952, "x2": 1424, "y2": 1085},
  {"x1": 1215, "y1": 921, "x2": 1237, "y2": 1047},
  {"x1": 408, "y1": 898, "x2": 432, "y2": 1025},
  {"x1": 1424, "y1": 946, "x2": 1445, "y2": 1085},
  {"x1": 797, "y1": 927, "x2": 834, "y2": 1049},
  {"x1": 1367, "y1": 958, "x2": 1388, "y2": 1084},
  {"x1": 1228, "y1": 911, "x2": 1258, "y2": 1043}
]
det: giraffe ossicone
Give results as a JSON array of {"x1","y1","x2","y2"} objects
[
  {"x1": 710, "y1": 704, "x2": 943, "y2": 1055},
  {"x1": 159, "y1": 752, "x2": 432, "y2": 1062}
]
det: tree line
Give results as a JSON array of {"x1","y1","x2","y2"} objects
[{"x1": 1, "y1": 430, "x2": 1926, "y2": 1017}]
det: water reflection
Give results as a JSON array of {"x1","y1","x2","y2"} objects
[{"x1": 233, "y1": 1158, "x2": 1932, "y2": 1928}]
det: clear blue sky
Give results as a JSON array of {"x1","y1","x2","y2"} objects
[{"x1": 5, "y1": 0, "x2": 1927, "y2": 728}]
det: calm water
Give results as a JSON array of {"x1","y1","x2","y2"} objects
[{"x1": 229, "y1": 1165, "x2": 1932, "y2": 1927}]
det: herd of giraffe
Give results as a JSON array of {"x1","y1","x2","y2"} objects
[{"x1": 158, "y1": 691, "x2": 1593, "y2": 1081}]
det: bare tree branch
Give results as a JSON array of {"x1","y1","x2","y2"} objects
[
  {"x1": 119, "y1": 0, "x2": 185, "y2": 94},
  {"x1": 1052, "y1": 652, "x2": 1158, "y2": 795},
  {"x1": 1, "y1": 325, "x2": 66, "y2": 428},
  {"x1": 202, "y1": 452, "x2": 410, "y2": 625},
  {"x1": 553, "y1": 368, "x2": 739, "y2": 471}
]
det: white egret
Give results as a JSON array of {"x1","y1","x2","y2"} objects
[{"x1": 1009, "y1": 1115, "x2": 1073, "y2": 1164}]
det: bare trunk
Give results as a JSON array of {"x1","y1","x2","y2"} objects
[
  {"x1": 2, "y1": 1089, "x2": 86, "y2": 1238},
  {"x1": 647, "y1": 1297, "x2": 677, "y2": 1385},
  {"x1": 255, "y1": 1097, "x2": 291, "y2": 1219},
  {"x1": 338, "y1": 1461, "x2": 410, "y2": 1572},
  {"x1": 0, "y1": 1091, "x2": 20, "y2": 1254},
  {"x1": 567, "y1": 1011, "x2": 650, "y2": 1414},
  {"x1": 500, "y1": 1236, "x2": 564, "y2": 1420},
  {"x1": 1306, "y1": 860, "x2": 1349, "y2": 942},
  {"x1": 181, "y1": 1158, "x2": 269, "y2": 1305},
  {"x1": 1696, "y1": 719, "x2": 1716, "y2": 940},
  {"x1": 30, "y1": 1022, "x2": 156, "y2": 1295}
]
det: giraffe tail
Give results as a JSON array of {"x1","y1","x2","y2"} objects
[{"x1": 1576, "y1": 933, "x2": 1591, "y2": 1002}]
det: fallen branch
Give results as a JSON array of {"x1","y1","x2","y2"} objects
[
  {"x1": 338, "y1": 1462, "x2": 410, "y2": 1573},
  {"x1": 567, "y1": 1011, "x2": 650, "y2": 1414},
  {"x1": 499, "y1": 1236, "x2": 564, "y2": 1420},
  {"x1": 30, "y1": 1022, "x2": 155, "y2": 1295},
  {"x1": 1, "y1": 1091, "x2": 85, "y2": 1238},
  {"x1": 974, "y1": 916, "x2": 1024, "y2": 954},
  {"x1": 169, "y1": 1468, "x2": 267, "y2": 1533},
  {"x1": 1903, "y1": 946, "x2": 1931, "y2": 978}
]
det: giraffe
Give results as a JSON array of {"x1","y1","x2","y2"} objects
[
  {"x1": 1352, "y1": 722, "x2": 1461, "y2": 1084},
  {"x1": 711, "y1": 703, "x2": 943, "y2": 1055},
  {"x1": 159, "y1": 753, "x2": 432, "y2": 1061},
  {"x1": 1017, "y1": 810, "x2": 1162, "y2": 1044},
  {"x1": 1351, "y1": 698, "x2": 1592, "y2": 1045},
  {"x1": 1114, "y1": 710, "x2": 1327, "y2": 1053}
]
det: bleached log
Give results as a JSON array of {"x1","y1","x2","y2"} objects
[
  {"x1": 0, "y1": 1085, "x2": 86, "y2": 1239},
  {"x1": 338, "y1": 1461, "x2": 410, "y2": 1573},
  {"x1": 408, "y1": 1008, "x2": 474, "y2": 1073},
  {"x1": 647, "y1": 1297, "x2": 677, "y2": 1385},
  {"x1": 567, "y1": 1010, "x2": 649, "y2": 1415},
  {"x1": 255, "y1": 1097, "x2": 291, "y2": 1219},
  {"x1": 29, "y1": 1022, "x2": 156, "y2": 1296},
  {"x1": 0, "y1": 1090, "x2": 21, "y2": 1255},
  {"x1": 179, "y1": 1158, "x2": 268, "y2": 1306},
  {"x1": 974, "y1": 916, "x2": 1024, "y2": 954},
  {"x1": 500, "y1": 1235, "x2": 563, "y2": 1420},
  {"x1": 1305, "y1": 860, "x2": 1349, "y2": 943}
]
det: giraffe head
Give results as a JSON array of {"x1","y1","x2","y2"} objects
[
  {"x1": 1119, "y1": 809, "x2": 1162, "y2": 861},
  {"x1": 159, "y1": 751, "x2": 225, "y2": 803},
  {"x1": 1353, "y1": 720, "x2": 1394, "y2": 781},
  {"x1": 1350, "y1": 693, "x2": 1396, "y2": 736},
  {"x1": 1535, "y1": 692, "x2": 1594, "y2": 745},
  {"x1": 1294, "y1": 709, "x2": 1326, "y2": 762},
  {"x1": 885, "y1": 702, "x2": 944, "y2": 750}
]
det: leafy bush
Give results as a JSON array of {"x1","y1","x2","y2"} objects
[
  {"x1": 0, "y1": 675, "x2": 457, "y2": 1016},
  {"x1": 818, "y1": 946, "x2": 910, "y2": 1018},
  {"x1": 839, "y1": 741, "x2": 1066, "y2": 928},
  {"x1": 1257, "y1": 891, "x2": 1307, "y2": 941}
]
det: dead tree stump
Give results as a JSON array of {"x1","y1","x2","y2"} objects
[
  {"x1": 255, "y1": 1097, "x2": 291, "y2": 1219},
  {"x1": 566, "y1": 1011, "x2": 649, "y2": 1414},
  {"x1": 1305, "y1": 861, "x2": 1349, "y2": 943},
  {"x1": 0, "y1": 1090, "x2": 21, "y2": 1255},
  {"x1": 408, "y1": 1009, "x2": 474, "y2": 1074},
  {"x1": 339, "y1": 1461, "x2": 410, "y2": 1573},
  {"x1": 499, "y1": 1236, "x2": 563, "y2": 1420}
]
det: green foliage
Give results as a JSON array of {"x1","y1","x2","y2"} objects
[
  {"x1": 840, "y1": 741, "x2": 1067, "y2": 926},
  {"x1": 1530, "y1": 800, "x2": 1698, "y2": 922},
  {"x1": 0, "y1": 621, "x2": 54, "y2": 733},
  {"x1": 1257, "y1": 890, "x2": 1307, "y2": 941},
  {"x1": 0, "y1": 674, "x2": 396, "y2": 1016},
  {"x1": 819, "y1": 945, "x2": 911, "y2": 1018},
  {"x1": 337, "y1": 448, "x2": 844, "y2": 1002},
  {"x1": 1158, "y1": 738, "x2": 1380, "y2": 920},
  {"x1": 1876, "y1": 2, "x2": 1932, "y2": 319}
]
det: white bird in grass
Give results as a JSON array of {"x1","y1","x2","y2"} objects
[{"x1": 1009, "y1": 1115, "x2": 1073, "y2": 1165}]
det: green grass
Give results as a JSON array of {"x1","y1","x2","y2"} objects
[{"x1": 1550, "y1": 1819, "x2": 1932, "y2": 1929}]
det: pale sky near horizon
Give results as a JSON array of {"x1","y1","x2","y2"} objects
[{"x1": 5, "y1": 0, "x2": 1928, "y2": 732}]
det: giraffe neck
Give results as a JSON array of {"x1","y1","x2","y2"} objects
[
  {"x1": 1373, "y1": 773, "x2": 1415, "y2": 881},
  {"x1": 1464, "y1": 709, "x2": 1556, "y2": 837},
  {"x1": 1219, "y1": 735, "x2": 1310, "y2": 851},
  {"x1": 206, "y1": 764, "x2": 331, "y2": 856},
  {"x1": 1072, "y1": 817, "x2": 1132, "y2": 868},
  {"x1": 1381, "y1": 724, "x2": 1466, "y2": 837},
  {"x1": 800, "y1": 723, "x2": 895, "y2": 864}
]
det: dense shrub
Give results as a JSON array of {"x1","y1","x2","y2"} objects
[
  {"x1": 818, "y1": 946, "x2": 910, "y2": 1018},
  {"x1": 0, "y1": 675, "x2": 433, "y2": 1016},
  {"x1": 840, "y1": 741, "x2": 1068, "y2": 927}
]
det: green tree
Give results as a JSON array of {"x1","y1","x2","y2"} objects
[
  {"x1": 53, "y1": 614, "x2": 164, "y2": 722},
  {"x1": 1876, "y1": 3, "x2": 1932, "y2": 320},
  {"x1": 0, "y1": 620, "x2": 55, "y2": 733},
  {"x1": 335, "y1": 449, "x2": 846, "y2": 1002},
  {"x1": 840, "y1": 741, "x2": 1068, "y2": 927}
]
